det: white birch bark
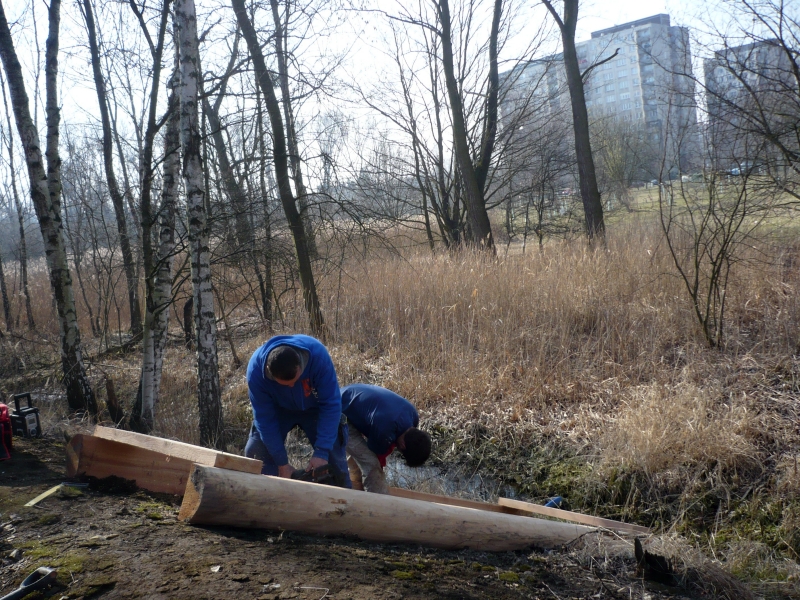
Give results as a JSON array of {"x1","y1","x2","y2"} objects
[
  {"x1": 174, "y1": 0, "x2": 224, "y2": 448},
  {"x1": 0, "y1": 0, "x2": 96, "y2": 414},
  {"x1": 151, "y1": 89, "x2": 179, "y2": 408},
  {"x1": 139, "y1": 88, "x2": 179, "y2": 430}
]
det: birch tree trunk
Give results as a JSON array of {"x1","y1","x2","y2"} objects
[
  {"x1": 0, "y1": 249, "x2": 9, "y2": 330},
  {"x1": 0, "y1": 0, "x2": 97, "y2": 415},
  {"x1": 0, "y1": 71, "x2": 34, "y2": 330},
  {"x1": 175, "y1": 0, "x2": 224, "y2": 448},
  {"x1": 138, "y1": 86, "x2": 179, "y2": 432},
  {"x1": 233, "y1": 0, "x2": 325, "y2": 338},
  {"x1": 80, "y1": 0, "x2": 142, "y2": 336},
  {"x1": 128, "y1": 0, "x2": 171, "y2": 433}
]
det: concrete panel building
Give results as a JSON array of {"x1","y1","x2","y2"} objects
[{"x1": 501, "y1": 14, "x2": 698, "y2": 177}]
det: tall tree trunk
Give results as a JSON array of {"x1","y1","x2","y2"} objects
[
  {"x1": 175, "y1": 0, "x2": 224, "y2": 448},
  {"x1": 0, "y1": 249, "x2": 9, "y2": 330},
  {"x1": 137, "y1": 85, "x2": 179, "y2": 433},
  {"x1": 80, "y1": 0, "x2": 142, "y2": 336},
  {"x1": 437, "y1": 0, "x2": 496, "y2": 250},
  {"x1": 128, "y1": 0, "x2": 172, "y2": 433},
  {"x1": 233, "y1": 0, "x2": 325, "y2": 338},
  {"x1": 269, "y1": 0, "x2": 317, "y2": 259},
  {"x1": 542, "y1": 0, "x2": 605, "y2": 241},
  {"x1": 255, "y1": 83, "x2": 273, "y2": 327},
  {"x1": 0, "y1": 0, "x2": 97, "y2": 415},
  {"x1": 0, "y1": 72, "x2": 34, "y2": 330}
]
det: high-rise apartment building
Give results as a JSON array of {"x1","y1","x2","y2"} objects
[
  {"x1": 502, "y1": 14, "x2": 698, "y2": 175},
  {"x1": 704, "y1": 39, "x2": 797, "y2": 173}
]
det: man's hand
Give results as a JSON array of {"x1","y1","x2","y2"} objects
[
  {"x1": 277, "y1": 464, "x2": 296, "y2": 478},
  {"x1": 307, "y1": 456, "x2": 328, "y2": 471}
]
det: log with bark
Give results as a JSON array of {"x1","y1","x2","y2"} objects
[{"x1": 178, "y1": 464, "x2": 594, "y2": 551}]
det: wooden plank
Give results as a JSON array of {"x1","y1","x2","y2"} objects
[
  {"x1": 25, "y1": 484, "x2": 63, "y2": 507},
  {"x1": 389, "y1": 487, "x2": 510, "y2": 513},
  {"x1": 92, "y1": 426, "x2": 262, "y2": 474},
  {"x1": 497, "y1": 497, "x2": 650, "y2": 534},
  {"x1": 179, "y1": 465, "x2": 595, "y2": 551},
  {"x1": 66, "y1": 434, "x2": 197, "y2": 495}
]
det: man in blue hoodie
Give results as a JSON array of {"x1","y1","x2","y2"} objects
[
  {"x1": 342, "y1": 383, "x2": 431, "y2": 494},
  {"x1": 245, "y1": 335, "x2": 351, "y2": 487}
]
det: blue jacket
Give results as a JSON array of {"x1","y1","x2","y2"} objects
[
  {"x1": 246, "y1": 335, "x2": 341, "y2": 464},
  {"x1": 341, "y1": 384, "x2": 419, "y2": 456}
]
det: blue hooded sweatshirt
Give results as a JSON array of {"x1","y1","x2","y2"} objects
[
  {"x1": 246, "y1": 335, "x2": 341, "y2": 465},
  {"x1": 341, "y1": 384, "x2": 419, "y2": 456}
]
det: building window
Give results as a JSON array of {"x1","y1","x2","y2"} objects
[
  {"x1": 630, "y1": 57, "x2": 637, "y2": 64},
  {"x1": 618, "y1": 80, "x2": 629, "y2": 89},
  {"x1": 606, "y1": 95, "x2": 616, "y2": 102},
  {"x1": 621, "y1": 102, "x2": 632, "y2": 110},
  {"x1": 620, "y1": 92, "x2": 630, "y2": 99},
  {"x1": 604, "y1": 73, "x2": 613, "y2": 80},
  {"x1": 605, "y1": 84, "x2": 615, "y2": 92},
  {"x1": 633, "y1": 78, "x2": 639, "y2": 85},
  {"x1": 618, "y1": 71, "x2": 627, "y2": 78}
]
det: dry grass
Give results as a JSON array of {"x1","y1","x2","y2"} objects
[
  {"x1": 2, "y1": 218, "x2": 799, "y2": 596},
  {"x1": 599, "y1": 381, "x2": 760, "y2": 481}
]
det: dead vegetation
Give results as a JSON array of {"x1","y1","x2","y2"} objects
[{"x1": 1, "y1": 221, "x2": 799, "y2": 597}]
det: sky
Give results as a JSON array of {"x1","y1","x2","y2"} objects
[
  {"x1": 0, "y1": 0, "x2": 733, "y2": 168},
  {"x1": 576, "y1": 0, "x2": 677, "y2": 38}
]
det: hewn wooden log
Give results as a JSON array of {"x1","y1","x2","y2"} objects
[
  {"x1": 66, "y1": 430, "x2": 262, "y2": 495},
  {"x1": 498, "y1": 497, "x2": 650, "y2": 534},
  {"x1": 91, "y1": 426, "x2": 261, "y2": 472},
  {"x1": 179, "y1": 465, "x2": 594, "y2": 551}
]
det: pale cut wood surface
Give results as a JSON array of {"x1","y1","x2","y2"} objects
[
  {"x1": 92, "y1": 426, "x2": 262, "y2": 473},
  {"x1": 498, "y1": 497, "x2": 650, "y2": 534},
  {"x1": 179, "y1": 465, "x2": 594, "y2": 551},
  {"x1": 67, "y1": 434, "x2": 196, "y2": 495}
]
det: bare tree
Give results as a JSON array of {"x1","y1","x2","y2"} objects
[
  {"x1": 437, "y1": 0, "x2": 501, "y2": 249},
  {"x1": 592, "y1": 118, "x2": 657, "y2": 211},
  {"x1": 0, "y1": 71, "x2": 34, "y2": 330},
  {"x1": 127, "y1": 0, "x2": 173, "y2": 433},
  {"x1": 269, "y1": 0, "x2": 317, "y2": 259},
  {"x1": 542, "y1": 0, "x2": 606, "y2": 241},
  {"x1": 233, "y1": 0, "x2": 325, "y2": 338},
  {"x1": 79, "y1": 0, "x2": 142, "y2": 337},
  {"x1": 701, "y1": 0, "x2": 799, "y2": 199},
  {"x1": 0, "y1": 0, "x2": 97, "y2": 414},
  {"x1": 175, "y1": 0, "x2": 224, "y2": 448}
]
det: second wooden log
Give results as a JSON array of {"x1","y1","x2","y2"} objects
[{"x1": 179, "y1": 465, "x2": 595, "y2": 551}]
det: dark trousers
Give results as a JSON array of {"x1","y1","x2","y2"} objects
[{"x1": 245, "y1": 411, "x2": 351, "y2": 488}]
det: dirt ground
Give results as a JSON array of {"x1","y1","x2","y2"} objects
[{"x1": 1, "y1": 436, "x2": 733, "y2": 600}]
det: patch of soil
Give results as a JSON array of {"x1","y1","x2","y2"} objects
[{"x1": 1, "y1": 437, "x2": 693, "y2": 599}]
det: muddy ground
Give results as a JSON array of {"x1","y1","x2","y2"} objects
[{"x1": 1, "y1": 436, "x2": 739, "y2": 599}]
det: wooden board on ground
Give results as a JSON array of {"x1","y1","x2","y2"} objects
[
  {"x1": 498, "y1": 497, "x2": 650, "y2": 535},
  {"x1": 180, "y1": 465, "x2": 595, "y2": 551},
  {"x1": 389, "y1": 487, "x2": 510, "y2": 513},
  {"x1": 66, "y1": 432, "x2": 262, "y2": 496},
  {"x1": 91, "y1": 426, "x2": 261, "y2": 473}
]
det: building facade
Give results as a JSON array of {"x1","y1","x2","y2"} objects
[
  {"x1": 501, "y1": 14, "x2": 698, "y2": 178},
  {"x1": 704, "y1": 39, "x2": 798, "y2": 174}
]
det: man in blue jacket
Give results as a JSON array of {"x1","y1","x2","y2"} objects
[
  {"x1": 245, "y1": 335, "x2": 351, "y2": 487},
  {"x1": 342, "y1": 383, "x2": 431, "y2": 494}
]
